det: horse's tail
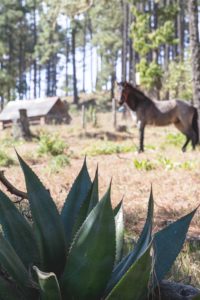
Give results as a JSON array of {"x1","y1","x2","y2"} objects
[{"x1": 192, "y1": 107, "x2": 199, "y2": 145}]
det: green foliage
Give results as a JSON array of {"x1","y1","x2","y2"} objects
[
  {"x1": 137, "y1": 58, "x2": 163, "y2": 90},
  {"x1": 47, "y1": 155, "x2": 70, "y2": 174},
  {"x1": 0, "y1": 149, "x2": 15, "y2": 167},
  {"x1": 158, "y1": 156, "x2": 176, "y2": 170},
  {"x1": 89, "y1": 0, "x2": 122, "y2": 87},
  {"x1": 134, "y1": 155, "x2": 196, "y2": 171},
  {"x1": 158, "y1": 158, "x2": 195, "y2": 171},
  {"x1": 0, "y1": 155, "x2": 196, "y2": 299},
  {"x1": 38, "y1": 133, "x2": 68, "y2": 157},
  {"x1": 133, "y1": 158, "x2": 156, "y2": 171},
  {"x1": 130, "y1": 3, "x2": 178, "y2": 91},
  {"x1": 165, "y1": 132, "x2": 186, "y2": 147},
  {"x1": 83, "y1": 141, "x2": 136, "y2": 156},
  {"x1": 162, "y1": 60, "x2": 193, "y2": 100}
]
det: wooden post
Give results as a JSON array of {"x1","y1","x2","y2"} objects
[
  {"x1": 19, "y1": 109, "x2": 31, "y2": 139},
  {"x1": 82, "y1": 105, "x2": 86, "y2": 129},
  {"x1": 0, "y1": 121, "x2": 5, "y2": 130},
  {"x1": 112, "y1": 98, "x2": 117, "y2": 129},
  {"x1": 12, "y1": 109, "x2": 32, "y2": 140},
  {"x1": 92, "y1": 108, "x2": 97, "y2": 127}
]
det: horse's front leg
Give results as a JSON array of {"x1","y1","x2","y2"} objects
[{"x1": 138, "y1": 121, "x2": 145, "y2": 152}]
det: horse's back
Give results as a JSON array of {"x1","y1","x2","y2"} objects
[
  {"x1": 154, "y1": 99, "x2": 177, "y2": 113},
  {"x1": 142, "y1": 99, "x2": 179, "y2": 126}
]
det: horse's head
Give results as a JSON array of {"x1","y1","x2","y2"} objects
[
  {"x1": 116, "y1": 81, "x2": 129, "y2": 106},
  {"x1": 116, "y1": 81, "x2": 140, "y2": 111}
]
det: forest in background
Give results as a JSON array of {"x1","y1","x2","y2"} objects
[{"x1": 0, "y1": 0, "x2": 199, "y2": 108}]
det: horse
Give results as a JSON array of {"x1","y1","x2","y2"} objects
[{"x1": 116, "y1": 81, "x2": 199, "y2": 152}]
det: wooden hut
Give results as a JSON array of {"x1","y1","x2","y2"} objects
[{"x1": 0, "y1": 97, "x2": 71, "y2": 129}]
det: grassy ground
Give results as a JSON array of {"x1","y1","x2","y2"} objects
[{"x1": 0, "y1": 106, "x2": 200, "y2": 287}]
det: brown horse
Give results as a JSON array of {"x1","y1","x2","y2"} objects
[{"x1": 117, "y1": 82, "x2": 199, "y2": 152}]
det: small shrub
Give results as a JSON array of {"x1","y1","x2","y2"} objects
[
  {"x1": 83, "y1": 141, "x2": 136, "y2": 156},
  {"x1": 158, "y1": 156, "x2": 175, "y2": 170},
  {"x1": 1, "y1": 137, "x2": 24, "y2": 147},
  {"x1": 49, "y1": 154, "x2": 70, "y2": 173},
  {"x1": 38, "y1": 133, "x2": 68, "y2": 157},
  {"x1": 0, "y1": 150, "x2": 15, "y2": 167},
  {"x1": 133, "y1": 158, "x2": 156, "y2": 171},
  {"x1": 158, "y1": 156, "x2": 196, "y2": 171},
  {"x1": 180, "y1": 161, "x2": 195, "y2": 170}
]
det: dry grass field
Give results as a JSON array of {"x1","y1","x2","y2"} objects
[{"x1": 1, "y1": 107, "x2": 200, "y2": 286}]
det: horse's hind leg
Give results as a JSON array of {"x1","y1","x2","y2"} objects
[
  {"x1": 190, "y1": 131, "x2": 198, "y2": 150},
  {"x1": 182, "y1": 136, "x2": 190, "y2": 152},
  {"x1": 174, "y1": 121, "x2": 191, "y2": 152},
  {"x1": 182, "y1": 130, "x2": 197, "y2": 151}
]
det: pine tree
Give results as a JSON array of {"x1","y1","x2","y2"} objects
[
  {"x1": 130, "y1": 1, "x2": 178, "y2": 97},
  {"x1": 89, "y1": 0, "x2": 122, "y2": 98},
  {"x1": 188, "y1": 0, "x2": 200, "y2": 137}
]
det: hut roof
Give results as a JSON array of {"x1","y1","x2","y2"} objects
[{"x1": 0, "y1": 97, "x2": 61, "y2": 121}]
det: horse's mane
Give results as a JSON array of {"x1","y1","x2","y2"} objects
[{"x1": 123, "y1": 82, "x2": 152, "y2": 102}]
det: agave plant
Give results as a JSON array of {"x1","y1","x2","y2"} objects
[{"x1": 0, "y1": 154, "x2": 196, "y2": 300}]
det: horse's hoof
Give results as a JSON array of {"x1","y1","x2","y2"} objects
[
  {"x1": 182, "y1": 147, "x2": 186, "y2": 153},
  {"x1": 138, "y1": 149, "x2": 144, "y2": 153}
]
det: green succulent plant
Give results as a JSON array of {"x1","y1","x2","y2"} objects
[{"x1": 0, "y1": 154, "x2": 196, "y2": 300}]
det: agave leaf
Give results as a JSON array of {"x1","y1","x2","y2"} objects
[
  {"x1": 105, "y1": 188, "x2": 154, "y2": 295},
  {"x1": 0, "y1": 190, "x2": 39, "y2": 269},
  {"x1": 153, "y1": 208, "x2": 197, "y2": 286},
  {"x1": 87, "y1": 166, "x2": 99, "y2": 213},
  {"x1": 61, "y1": 185, "x2": 116, "y2": 300},
  {"x1": 192, "y1": 295, "x2": 200, "y2": 300},
  {"x1": 106, "y1": 242, "x2": 152, "y2": 300},
  {"x1": 0, "y1": 234, "x2": 36, "y2": 296},
  {"x1": 17, "y1": 153, "x2": 66, "y2": 277},
  {"x1": 34, "y1": 266, "x2": 62, "y2": 300},
  {"x1": 0, "y1": 276, "x2": 23, "y2": 300},
  {"x1": 113, "y1": 200, "x2": 124, "y2": 265},
  {"x1": 72, "y1": 167, "x2": 99, "y2": 236},
  {"x1": 61, "y1": 158, "x2": 92, "y2": 248}
]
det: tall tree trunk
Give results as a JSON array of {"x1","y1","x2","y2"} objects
[
  {"x1": 71, "y1": 20, "x2": 78, "y2": 105},
  {"x1": 152, "y1": 1, "x2": 158, "y2": 63},
  {"x1": 82, "y1": 18, "x2": 86, "y2": 92},
  {"x1": 52, "y1": 53, "x2": 57, "y2": 96},
  {"x1": 128, "y1": 4, "x2": 135, "y2": 84},
  {"x1": 65, "y1": 19, "x2": 69, "y2": 96},
  {"x1": 33, "y1": 0, "x2": 37, "y2": 98},
  {"x1": 38, "y1": 65, "x2": 41, "y2": 98},
  {"x1": 19, "y1": 36, "x2": 23, "y2": 99},
  {"x1": 95, "y1": 51, "x2": 100, "y2": 90},
  {"x1": 121, "y1": 0, "x2": 128, "y2": 81},
  {"x1": 0, "y1": 96, "x2": 4, "y2": 111},
  {"x1": 88, "y1": 18, "x2": 94, "y2": 91},
  {"x1": 188, "y1": 0, "x2": 200, "y2": 137},
  {"x1": 110, "y1": 56, "x2": 117, "y2": 99},
  {"x1": 46, "y1": 60, "x2": 51, "y2": 96},
  {"x1": 177, "y1": 0, "x2": 184, "y2": 61}
]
